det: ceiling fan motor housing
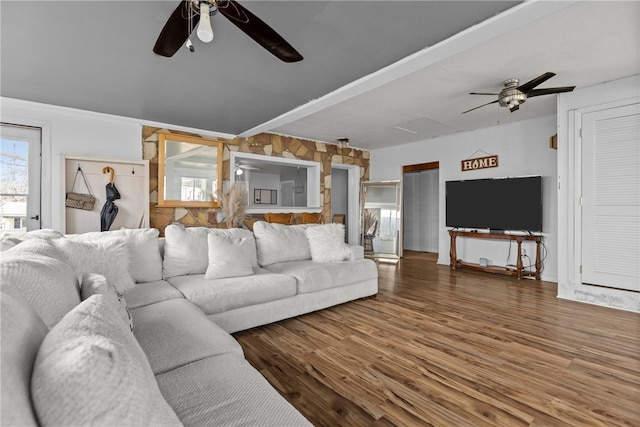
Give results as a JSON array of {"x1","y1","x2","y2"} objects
[{"x1": 499, "y1": 79, "x2": 527, "y2": 108}]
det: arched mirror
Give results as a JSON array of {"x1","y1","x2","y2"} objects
[{"x1": 158, "y1": 132, "x2": 223, "y2": 207}]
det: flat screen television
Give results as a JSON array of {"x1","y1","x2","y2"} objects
[{"x1": 446, "y1": 176, "x2": 543, "y2": 232}]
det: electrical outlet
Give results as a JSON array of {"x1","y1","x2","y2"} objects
[{"x1": 521, "y1": 248, "x2": 527, "y2": 257}]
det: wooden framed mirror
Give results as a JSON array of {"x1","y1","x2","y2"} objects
[{"x1": 158, "y1": 132, "x2": 223, "y2": 207}]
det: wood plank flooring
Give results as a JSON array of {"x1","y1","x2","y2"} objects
[{"x1": 234, "y1": 251, "x2": 640, "y2": 426}]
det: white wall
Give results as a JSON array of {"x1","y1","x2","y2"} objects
[
  {"x1": 557, "y1": 74, "x2": 640, "y2": 311},
  {"x1": 1, "y1": 97, "x2": 232, "y2": 232},
  {"x1": 371, "y1": 115, "x2": 558, "y2": 281}
]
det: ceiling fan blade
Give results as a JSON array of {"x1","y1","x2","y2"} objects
[
  {"x1": 153, "y1": 1, "x2": 197, "y2": 57},
  {"x1": 469, "y1": 92, "x2": 499, "y2": 96},
  {"x1": 461, "y1": 100, "x2": 499, "y2": 114},
  {"x1": 516, "y1": 72, "x2": 556, "y2": 93},
  {"x1": 217, "y1": 0, "x2": 303, "y2": 62},
  {"x1": 527, "y1": 86, "x2": 576, "y2": 97}
]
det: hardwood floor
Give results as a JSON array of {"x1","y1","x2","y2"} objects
[{"x1": 234, "y1": 251, "x2": 640, "y2": 426}]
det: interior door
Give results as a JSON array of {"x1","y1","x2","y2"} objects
[
  {"x1": 403, "y1": 172, "x2": 420, "y2": 250},
  {"x1": 0, "y1": 124, "x2": 41, "y2": 232},
  {"x1": 581, "y1": 103, "x2": 639, "y2": 291}
]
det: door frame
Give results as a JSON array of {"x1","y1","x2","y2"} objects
[
  {"x1": 570, "y1": 99, "x2": 638, "y2": 287},
  {"x1": 331, "y1": 164, "x2": 360, "y2": 245},
  {"x1": 0, "y1": 123, "x2": 44, "y2": 231},
  {"x1": 1, "y1": 117, "x2": 52, "y2": 229},
  {"x1": 402, "y1": 161, "x2": 439, "y2": 252}
]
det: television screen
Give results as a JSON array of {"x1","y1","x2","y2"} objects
[{"x1": 446, "y1": 176, "x2": 543, "y2": 232}]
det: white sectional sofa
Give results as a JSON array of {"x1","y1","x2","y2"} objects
[{"x1": 0, "y1": 222, "x2": 378, "y2": 426}]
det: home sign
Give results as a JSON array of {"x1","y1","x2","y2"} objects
[{"x1": 461, "y1": 155, "x2": 499, "y2": 172}]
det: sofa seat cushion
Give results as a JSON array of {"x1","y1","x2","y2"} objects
[
  {"x1": 156, "y1": 353, "x2": 312, "y2": 427},
  {"x1": 265, "y1": 259, "x2": 379, "y2": 294},
  {"x1": 124, "y1": 280, "x2": 184, "y2": 309},
  {"x1": 130, "y1": 299, "x2": 243, "y2": 375},
  {"x1": 167, "y1": 269, "x2": 296, "y2": 315}
]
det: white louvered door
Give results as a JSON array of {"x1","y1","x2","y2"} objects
[{"x1": 581, "y1": 103, "x2": 640, "y2": 291}]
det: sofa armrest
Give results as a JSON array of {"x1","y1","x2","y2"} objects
[{"x1": 347, "y1": 245, "x2": 364, "y2": 261}]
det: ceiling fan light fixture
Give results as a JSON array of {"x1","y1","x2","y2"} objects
[{"x1": 197, "y1": 2, "x2": 214, "y2": 43}]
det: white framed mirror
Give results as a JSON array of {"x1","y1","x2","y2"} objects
[
  {"x1": 361, "y1": 180, "x2": 403, "y2": 261},
  {"x1": 158, "y1": 132, "x2": 222, "y2": 207},
  {"x1": 230, "y1": 152, "x2": 321, "y2": 213}
]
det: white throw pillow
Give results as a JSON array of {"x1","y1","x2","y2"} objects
[
  {"x1": 252, "y1": 221, "x2": 312, "y2": 266},
  {"x1": 31, "y1": 295, "x2": 182, "y2": 427},
  {"x1": 70, "y1": 228, "x2": 162, "y2": 283},
  {"x1": 80, "y1": 273, "x2": 133, "y2": 332},
  {"x1": 163, "y1": 224, "x2": 257, "y2": 278},
  {"x1": 306, "y1": 223, "x2": 351, "y2": 263},
  {"x1": 204, "y1": 234, "x2": 255, "y2": 280},
  {"x1": 52, "y1": 238, "x2": 135, "y2": 294}
]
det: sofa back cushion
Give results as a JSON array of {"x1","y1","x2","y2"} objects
[
  {"x1": 31, "y1": 294, "x2": 182, "y2": 426},
  {"x1": 69, "y1": 228, "x2": 162, "y2": 283},
  {"x1": 252, "y1": 221, "x2": 312, "y2": 266},
  {"x1": 0, "y1": 228, "x2": 64, "y2": 251},
  {"x1": 1, "y1": 291, "x2": 48, "y2": 427},
  {"x1": 163, "y1": 224, "x2": 257, "y2": 278},
  {"x1": 1, "y1": 240, "x2": 80, "y2": 328}
]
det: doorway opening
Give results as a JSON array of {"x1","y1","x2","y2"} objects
[
  {"x1": 331, "y1": 164, "x2": 360, "y2": 245},
  {"x1": 402, "y1": 161, "x2": 439, "y2": 255}
]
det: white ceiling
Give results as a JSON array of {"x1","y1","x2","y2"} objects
[{"x1": 1, "y1": 1, "x2": 639, "y2": 151}]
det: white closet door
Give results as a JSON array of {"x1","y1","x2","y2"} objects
[
  {"x1": 421, "y1": 169, "x2": 439, "y2": 252},
  {"x1": 581, "y1": 103, "x2": 639, "y2": 291},
  {"x1": 403, "y1": 172, "x2": 421, "y2": 251}
]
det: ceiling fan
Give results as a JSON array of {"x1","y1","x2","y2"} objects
[
  {"x1": 153, "y1": 0, "x2": 303, "y2": 63},
  {"x1": 462, "y1": 72, "x2": 575, "y2": 114}
]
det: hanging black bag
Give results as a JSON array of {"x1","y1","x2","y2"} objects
[{"x1": 65, "y1": 166, "x2": 96, "y2": 211}]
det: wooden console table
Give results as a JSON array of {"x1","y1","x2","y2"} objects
[{"x1": 449, "y1": 230, "x2": 542, "y2": 280}]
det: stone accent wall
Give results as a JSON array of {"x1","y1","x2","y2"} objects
[{"x1": 142, "y1": 126, "x2": 370, "y2": 235}]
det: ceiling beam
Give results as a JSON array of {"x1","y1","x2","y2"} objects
[{"x1": 238, "y1": 0, "x2": 577, "y2": 140}]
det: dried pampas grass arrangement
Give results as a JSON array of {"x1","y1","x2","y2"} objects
[{"x1": 218, "y1": 183, "x2": 248, "y2": 228}]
